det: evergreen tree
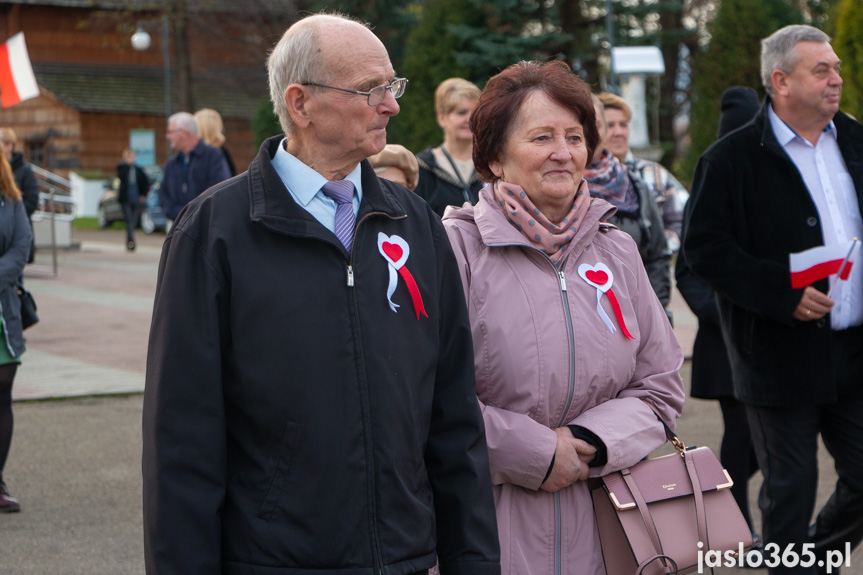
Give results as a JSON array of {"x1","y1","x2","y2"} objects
[
  {"x1": 683, "y1": 0, "x2": 802, "y2": 180},
  {"x1": 394, "y1": 0, "x2": 485, "y2": 153},
  {"x1": 833, "y1": 0, "x2": 863, "y2": 120}
]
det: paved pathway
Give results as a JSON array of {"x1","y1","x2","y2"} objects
[{"x1": 12, "y1": 227, "x2": 697, "y2": 402}]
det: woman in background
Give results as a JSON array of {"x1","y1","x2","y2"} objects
[
  {"x1": 443, "y1": 60, "x2": 684, "y2": 575},
  {"x1": 0, "y1": 151, "x2": 34, "y2": 513},
  {"x1": 195, "y1": 108, "x2": 236, "y2": 177},
  {"x1": 414, "y1": 78, "x2": 482, "y2": 216},
  {"x1": 585, "y1": 96, "x2": 671, "y2": 319}
]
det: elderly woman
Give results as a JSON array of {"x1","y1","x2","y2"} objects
[
  {"x1": 596, "y1": 92, "x2": 689, "y2": 251},
  {"x1": 415, "y1": 78, "x2": 483, "y2": 216},
  {"x1": 586, "y1": 96, "x2": 672, "y2": 317},
  {"x1": 442, "y1": 60, "x2": 684, "y2": 575}
]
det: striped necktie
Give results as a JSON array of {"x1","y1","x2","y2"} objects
[{"x1": 320, "y1": 180, "x2": 356, "y2": 252}]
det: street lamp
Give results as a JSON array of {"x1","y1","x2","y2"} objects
[{"x1": 131, "y1": 17, "x2": 172, "y2": 120}]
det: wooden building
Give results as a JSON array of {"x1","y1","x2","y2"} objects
[{"x1": 0, "y1": 0, "x2": 298, "y2": 177}]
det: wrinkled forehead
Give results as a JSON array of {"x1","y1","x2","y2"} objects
[{"x1": 319, "y1": 23, "x2": 394, "y2": 82}]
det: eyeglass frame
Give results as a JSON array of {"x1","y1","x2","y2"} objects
[{"x1": 301, "y1": 78, "x2": 408, "y2": 106}]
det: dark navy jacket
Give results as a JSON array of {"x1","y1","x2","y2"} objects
[
  {"x1": 143, "y1": 137, "x2": 500, "y2": 575},
  {"x1": 159, "y1": 139, "x2": 230, "y2": 220}
]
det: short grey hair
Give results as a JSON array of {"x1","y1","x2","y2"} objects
[
  {"x1": 761, "y1": 25, "x2": 830, "y2": 96},
  {"x1": 169, "y1": 112, "x2": 199, "y2": 137},
  {"x1": 267, "y1": 13, "x2": 367, "y2": 136}
]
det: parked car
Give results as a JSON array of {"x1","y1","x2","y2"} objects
[{"x1": 98, "y1": 166, "x2": 167, "y2": 234}]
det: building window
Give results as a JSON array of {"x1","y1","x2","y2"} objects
[{"x1": 28, "y1": 141, "x2": 45, "y2": 165}]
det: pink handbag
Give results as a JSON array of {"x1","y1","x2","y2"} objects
[{"x1": 591, "y1": 423, "x2": 753, "y2": 574}]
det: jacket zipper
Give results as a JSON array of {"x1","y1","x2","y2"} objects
[
  {"x1": 343, "y1": 209, "x2": 406, "y2": 574},
  {"x1": 555, "y1": 265, "x2": 577, "y2": 575},
  {"x1": 487, "y1": 243, "x2": 577, "y2": 575},
  {"x1": 346, "y1": 211, "x2": 407, "y2": 287}
]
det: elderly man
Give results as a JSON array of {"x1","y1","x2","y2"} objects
[
  {"x1": 685, "y1": 25, "x2": 863, "y2": 574},
  {"x1": 158, "y1": 111, "x2": 230, "y2": 222},
  {"x1": 142, "y1": 13, "x2": 500, "y2": 575}
]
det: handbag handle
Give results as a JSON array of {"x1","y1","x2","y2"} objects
[{"x1": 635, "y1": 554, "x2": 679, "y2": 575}]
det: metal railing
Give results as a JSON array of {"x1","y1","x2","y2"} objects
[{"x1": 29, "y1": 165, "x2": 77, "y2": 277}]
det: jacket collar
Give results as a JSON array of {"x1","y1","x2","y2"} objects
[
  {"x1": 448, "y1": 184, "x2": 617, "y2": 261},
  {"x1": 247, "y1": 136, "x2": 407, "y2": 236}
]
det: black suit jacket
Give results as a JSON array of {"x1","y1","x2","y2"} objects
[
  {"x1": 116, "y1": 162, "x2": 150, "y2": 205},
  {"x1": 684, "y1": 99, "x2": 863, "y2": 406}
]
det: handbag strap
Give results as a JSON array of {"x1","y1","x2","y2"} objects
[
  {"x1": 636, "y1": 554, "x2": 679, "y2": 575},
  {"x1": 620, "y1": 468, "x2": 675, "y2": 574},
  {"x1": 684, "y1": 449, "x2": 711, "y2": 552},
  {"x1": 439, "y1": 146, "x2": 475, "y2": 204}
]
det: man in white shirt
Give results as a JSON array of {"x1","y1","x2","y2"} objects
[{"x1": 685, "y1": 25, "x2": 863, "y2": 574}]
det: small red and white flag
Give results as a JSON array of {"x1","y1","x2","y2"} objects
[
  {"x1": 0, "y1": 32, "x2": 39, "y2": 108},
  {"x1": 789, "y1": 240, "x2": 858, "y2": 289}
]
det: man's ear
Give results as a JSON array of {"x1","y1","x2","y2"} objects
[
  {"x1": 286, "y1": 84, "x2": 312, "y2": 129},
  {"x1": 771, "y1": 69, "x2": 790, "y2": 98}
]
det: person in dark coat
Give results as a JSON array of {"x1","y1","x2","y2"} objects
[
  {"x1": 115, "y1": 149, "x2": 150, "y2": 251},
  {"x1": 414, "y1": 78, "x2": 483, "y2": 217},
  {"x1": 159, "y1": 112, "x2": 231, "y2": 223},
  {"x1": 0, "y1": 152, "x2": 34, "y2": 513},
  {"x1": 676, "y1": 85, "x2": 761, "y2": 545},
  {"x1": 143, "y1": 14, "x2": 501, "y2": 575},
  {"x1": 195, "y1": 108, "x2": 237, "y2": 177},
  {"x1": 685, "y1": 25, "x2": 863, "y2": 573},
  {"x1": 0, "y1": 128, "x2": 39, "y2": 263}
]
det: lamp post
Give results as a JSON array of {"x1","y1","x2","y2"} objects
[{"x1": 131, "y1": 15, "x2": 171, "y2": 120}]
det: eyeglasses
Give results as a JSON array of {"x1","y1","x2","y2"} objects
[{"x1": 302, "y1": 78, "x2": 408, "y2": 106}]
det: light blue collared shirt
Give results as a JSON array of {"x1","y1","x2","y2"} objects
[
  {"x1": 271, "y1": 138, "x2": 363, "y2": 234},
  {"x1": 769, "y1": 105, "x2": 863, "y2": 329}
]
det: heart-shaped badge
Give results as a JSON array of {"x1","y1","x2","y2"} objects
[
  {"x1": 378, "y1": 234, "x2": 409, "y2": 270},
  {"x1": 578, "y1": 263, "x2": 613, "y2": 292}
]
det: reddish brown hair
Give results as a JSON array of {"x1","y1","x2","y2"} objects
[
  {"x1": 471, "y1": 60, "x2": 599, "y2": 182},
  {"x1": 0, "y1": 153, "x2": 21, "y2": 202}
]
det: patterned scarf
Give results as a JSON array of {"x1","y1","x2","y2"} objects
[
  {"x1": 492, "y1": 179, "x2": 591, "y2": 263},
  {"x1": 583, "y1": 149, "x2": 638, "y2": 215}
]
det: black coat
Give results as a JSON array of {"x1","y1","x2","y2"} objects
[
  {"x1": 143, "y1": 137, "x2": 500, "y2": 575},
  {"x1": 10, "y1": 152, "x2": 38, "y2": 217},
  {"x1": 684, "y1": 99, "x2": 863, "y2": 406},
  {"x1": 414, "y1": 147, "x2": 482, "y2": 218},
  {"x1": 676, "y1": 199, "x2": 733, "y2": 399},
  {"x1": 115, "y1": 162, "x2": 150, "y2": 205}
]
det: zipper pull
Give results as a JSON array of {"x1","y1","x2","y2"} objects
[
  {"x1": 347, "y1": 265, "x2": 354, "y2": 287},
  {"x1": 558, "y1": 270, "x2": 567, "y2": 291}
]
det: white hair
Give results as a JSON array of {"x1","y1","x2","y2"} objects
[
  {"x1": 761, "y1": 25, "x2": 830, "y2": 96},
  {"x1": 169, "y1": 112, "x2": 199, "y2": 137},
  {"x1": 267, "y1": 13, "x2": 367, "y2": 136}
]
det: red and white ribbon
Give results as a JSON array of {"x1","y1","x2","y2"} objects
[
  {"x1": 378, "y1": 233, "x2": 428, "y2": 320},
  {"x1": 577, "y1": 263, "x2": 635, "y2": 340}
]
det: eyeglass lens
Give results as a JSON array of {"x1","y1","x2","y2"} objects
[{"x1": 368, "y1": 79, "x2": 407, "y2": 106}]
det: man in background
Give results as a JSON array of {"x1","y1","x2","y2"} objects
[
  {"x1": 685, "y1": 25, "x2": 863, "y2": 574},
  {"x1": 158, "y1": 111, "x2": 230, "y2": 223}
]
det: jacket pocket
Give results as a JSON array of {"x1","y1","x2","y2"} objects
[{"x1": 258, "y1": 420, "x2": 300, "y2": 522}]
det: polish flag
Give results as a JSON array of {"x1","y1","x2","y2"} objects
[
  {"x1": 0, "y1": 32, "x2": 39, "y2": 108},
  {"x1": 789, "y1": 240, "x2": 858, "y2": 289}
]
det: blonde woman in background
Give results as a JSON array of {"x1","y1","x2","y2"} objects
[
  {"x1": 194, "y1": 108, "x2": 236, "y2": 176},
  {"x1": 414, "y1": 78, "x2": 482, "y2": 217},
  {"x1": 0, "y1": 152, "x2": 34, "y2": 513}
]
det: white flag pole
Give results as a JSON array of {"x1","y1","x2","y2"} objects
[{"x1": 826, "y1": 237, "x2": 858, "y2": 299}]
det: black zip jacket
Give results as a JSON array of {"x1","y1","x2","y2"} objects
[
  {"x1": 414, "y1": 148, "x2": 482, "y2": 218},
  {"x1": 684, "y1": 100, "x2": 863, "y2": 406},
  {"x1": 143, "y1": 137, "x2": 500, "y2": 575}
]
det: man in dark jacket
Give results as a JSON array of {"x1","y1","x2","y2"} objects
[
  {"x1": 158, "y1": 111, "x2": 230, "y2": 222},
  {"x1": 685, "y1": 25, "x2": 863, "y2": 574},
  {"x1": 116, "y1": 148, "x2": 150, "y2": 251},
  {"x1": 143, "y1": 13, "x2": 500, "y2": 575},
  {"x1": 0, "y1": 128, "x2": 39, "y2": 262}
]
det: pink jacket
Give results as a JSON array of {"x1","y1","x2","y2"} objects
[{"x1": 443, "y1": 188, "x2": 685, "y2": 575}]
